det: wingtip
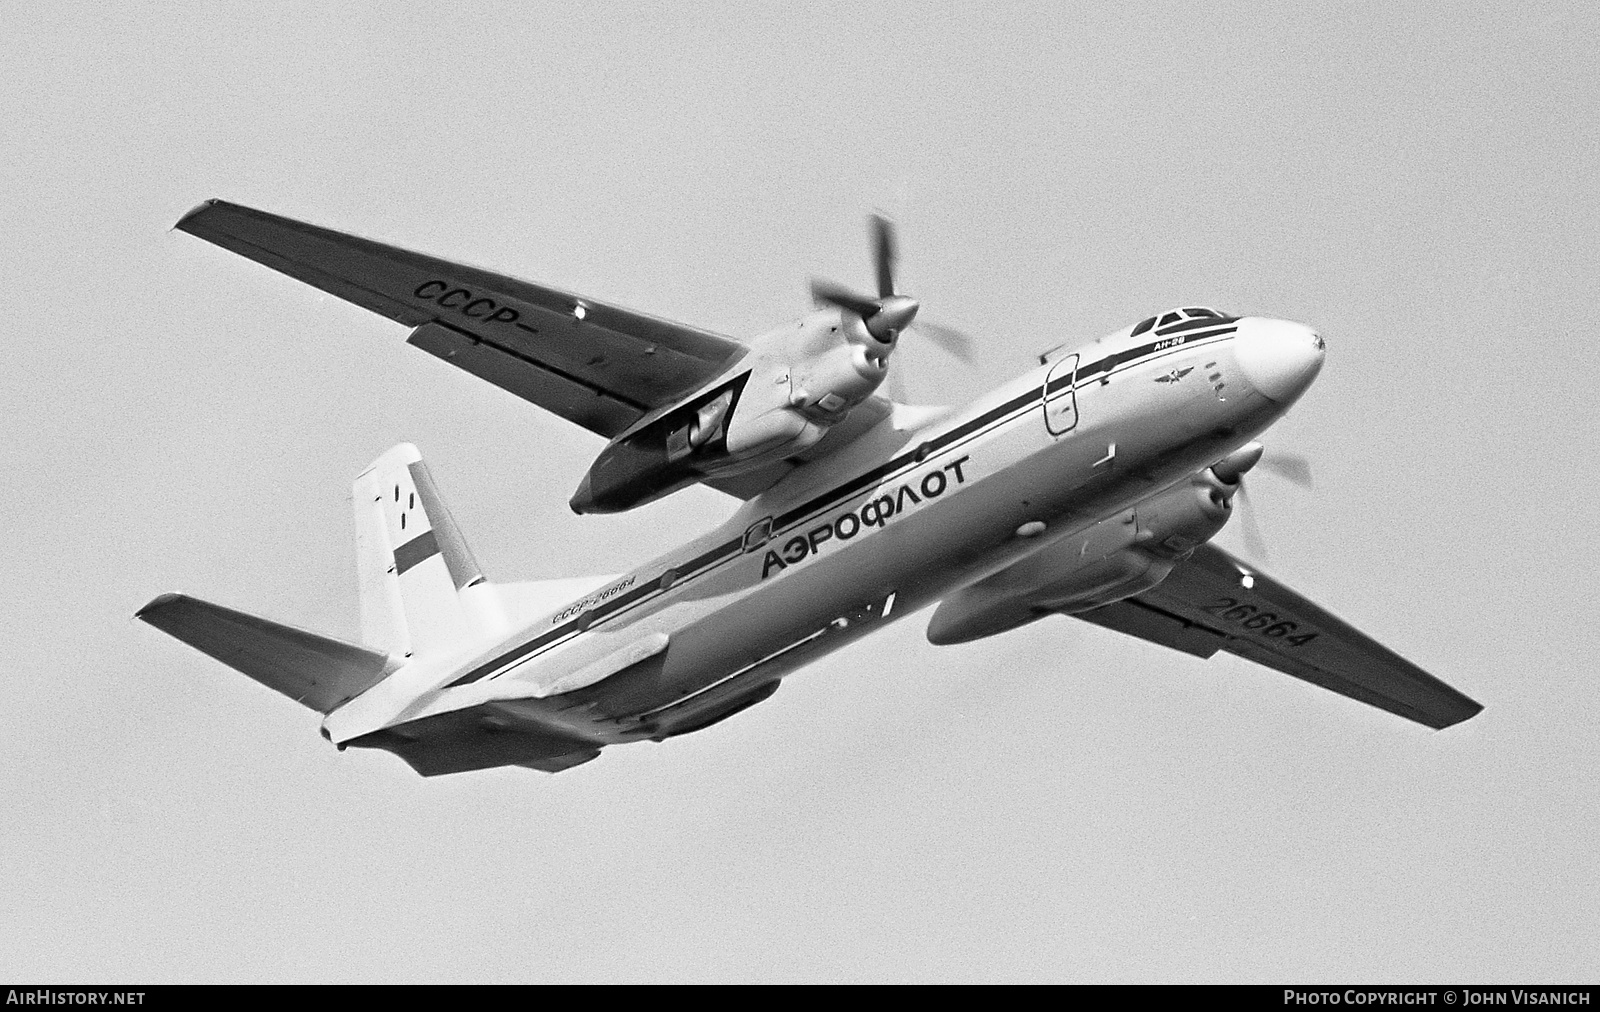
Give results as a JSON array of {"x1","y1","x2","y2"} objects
[
  {"x1": 1432, "y1": 698, "x2": 1486, "y2": 730},
  {"x1": 173, "y1": 198, "x2": 224, "y2": 234},
  {"x1": 135, "y1": 592, "x2": 185, "y2": 620}
]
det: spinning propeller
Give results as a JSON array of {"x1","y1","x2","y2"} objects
[
  {"x1": 811, "y1": 215, "x2": 977, "y2": 367},
  {"x1": 1210, "y1": 443, "x2": 1315, "y2": 560}
]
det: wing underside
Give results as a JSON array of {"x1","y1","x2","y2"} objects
[
  {"x1": 175, "y1": 200, "x2": 747, "y2": 439},
  {"x1": 1073, "y1": 543, "x2": 1482, "y2": 729}
]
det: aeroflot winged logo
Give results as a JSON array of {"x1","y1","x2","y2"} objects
[{"x1": 761, "y1": 456, "x2": 971, "y2": 579}]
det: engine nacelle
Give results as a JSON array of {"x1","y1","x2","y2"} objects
[
  {"x1": 719, "y1": 332, "x2": 885, "y2": 462},
  {"x1": 783, "y1": 316, "x2": 889, "y2": 422},
  {"x1": 570, "y1": 309, "x2": 890, "y2": 514},
  {"x1": 1132, "y1": 467, "x2": 1236, "y2": 561},
  {"x1": 925, "y1": 466, "x2": 1240, "y2": 645}
]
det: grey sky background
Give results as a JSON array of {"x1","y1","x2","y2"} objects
[{"x1": 4, "y1": 1, "x2": 1597, "y2": 983}]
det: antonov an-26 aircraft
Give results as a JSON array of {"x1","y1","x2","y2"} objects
[{"x1": 138, "y1": 200, "x2": 1482, "y2": 776}]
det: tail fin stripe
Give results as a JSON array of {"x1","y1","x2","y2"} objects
[{"x1": 394, "y1": 530, "x2": 440, "y2": 575}]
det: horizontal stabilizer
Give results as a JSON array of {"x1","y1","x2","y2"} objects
[{"x1": 137, "y1": 593, "x2": 396, "y2": 713}]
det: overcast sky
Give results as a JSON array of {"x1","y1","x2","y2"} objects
[{"x1": 4, "y1": 1, "x2": 1597, "y2": 983}]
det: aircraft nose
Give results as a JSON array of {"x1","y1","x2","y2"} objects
[{"x1": 1233, "y1": 317, "x2": 1325, "y2": 404}]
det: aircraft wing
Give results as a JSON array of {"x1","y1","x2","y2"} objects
[
  {"x1": 1073, "y1": 543, "x2": 1482, "y2": 729},
  {"x1": 176, "y1": 200, "x2": 748, "y2": 439}
]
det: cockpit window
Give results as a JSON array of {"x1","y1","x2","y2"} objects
[
  {"x1": 1130, "y1": 316, "x2": 1157, "y2": 337},
  {"x1": 1182, "y1": 307, "x2": 1219, "y2": 318},
  {"x1": 1158, "y1": 312, "x2": 1182, "y2": 327}
]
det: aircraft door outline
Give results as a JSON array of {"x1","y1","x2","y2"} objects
[{"x1": 1043, "y1": 353, "x2": 1079, "y2": 436}]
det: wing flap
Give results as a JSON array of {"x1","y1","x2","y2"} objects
[
  {"x1": 1073, "y1": 544, "x2": 1482, "y2": 729},
  {"x1": 175, "y1": 199, "x2": 746, "y2": 437},
  {"x1": 1076, "y1": 596, "x2": 1223, "y2": 659},
  {"x1": 407, "y1": 321, "x2": 642, "y2": 437},
  {"x1": 137, "y1": 593, "x2": 395, "y2": 713}
]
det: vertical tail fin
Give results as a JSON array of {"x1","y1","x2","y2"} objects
[{"x1": 352, "y1": 444, "x2": 507, "y2": 659}]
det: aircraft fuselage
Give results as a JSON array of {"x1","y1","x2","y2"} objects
[{"x1": 324, "y1": 313, "x2": 1323, "y2": 753}]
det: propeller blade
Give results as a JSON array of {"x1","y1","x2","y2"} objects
[
  {"x1": 810, "y1": 277, "x2": 880, "y2": 319},
  {"x1": 1234, "y1": 480, "x2": 1271, "y2": 561},
  {"x1": 872, "y1": 213, "x2": 897, "y2": 298},
  {"x1": 886, "y1": 362, "x2": 911, "y2": 404},
  {"x1": 1258, "y1": 453, "x2": 1313, "y2": 488},
  {"x1": 912, "y1": 321, "x2": 977, "y2": 364},
  {"x1": 816, "y1": 215, "x2": 960, "y2": 364}
]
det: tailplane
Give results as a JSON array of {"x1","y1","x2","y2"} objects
[
  {"x1": 138, "y1": 444, "x2": 508, "y2": 713},
  {"x1": 136, "y1": 594, "x2": 395, "y2": 712},
  {"x1": 137, "y1": 444, "x2": 615, "y2": 760}
]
